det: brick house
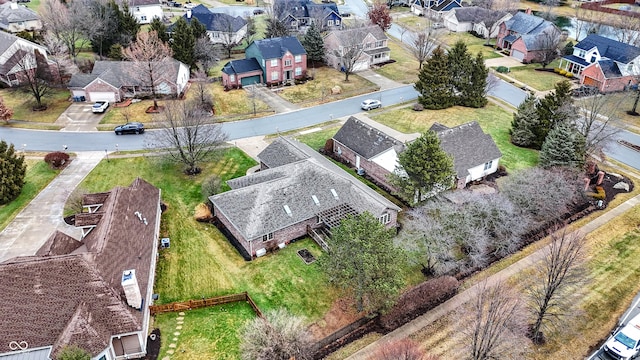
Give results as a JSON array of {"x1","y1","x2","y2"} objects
[
  {"x1": 68, "y1": 59, "x2": 190, "y2": 102},
  {"x1": 209, "y1": 137, "x2": 401, "y2": 260},
  {"x1": 0, "y1": 178, "x2": 162, "y2": 360},
  {"x1": 0, "y1": 31, "x2": 48, "y2": 87},
  {"x1": 497, "y1": 10, "x2": 561, "y2": 63},
  {"x1": 559, "y1": 34, "x2": 640, "y2": 93},
  {"x1": 275, "y1": 0, "x2": 342, "y2": 32},
  {"x1": 324, "y1": 26, "x2": 391, "y2": 72},
  {"x1": 221, "y1": 37, "x2": 307, "y2": 88}
]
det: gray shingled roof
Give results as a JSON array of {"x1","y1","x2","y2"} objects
[
  {"x1": 503, "y1": 12, "x2": 560, "y2": 51},
  {"x1": 68, "y1": 59, "x2": 184, "y2": 89},
  {"x1": 453, "y1": 6, "x2": 507, "y2": 23},
  {"x1": 211, "y1": 137, "x2": 400, "y2": 240},
  {"x1": 0, "y1": 2, "x2": 39, "y2": 28},
  {"x1": 329, "y1": 25, "x2": 387, "y2": 45},
  {"x1": 0, "y1": 30, "x2": 42, "y2": 57},
  {"x1": 433, "y1": 121, "x2": 502, "y2": 179},
  {"x1": 253, "y1": 36, "x2": 306, "y2": 59},
  {"x1": 333, "y1": 116, "x2": 404, "y2": 159},
  {"x1": 575, "y1": 34, "x2": 640, "y2": 63},
  {"x1": 257, "y1": 135, "x2": 310, "y2": 168}
]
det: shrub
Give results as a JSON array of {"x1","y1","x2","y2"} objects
[
  {"x1": 565, "y1": 72, "x2": 573, "y2": 78},
  {"x1": 0, "y1": 140, "x2": 26, "y2": 205},
  {"x1": 496, "y1": 66, "x2": 509, "y2": 73},
  {"x1": 379, "y1": 276, "x2": 459, "y2": 331},
  {"x1": 558, "y1": 69, "x2": 567, "y2": 76},
  {"x1": 44, "y1": 151, "x2": 70, "y2": 168},
  {"x1": 554, "y1": 68, "x2": 561, "y2": 73},
  {"x1": 201, "y1": 174, "x2": 222, "y2": 207},
  {"x1": 412, "y1": 103, "x2": 424, "y2": 111}
]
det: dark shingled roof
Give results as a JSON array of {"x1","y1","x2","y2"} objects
[
  {"x1": 433, "y1": 121, "x2": 502, "y2": 179},
  {"x1": 211, "y1": 137, "x2": 400, "y2": 240},
  {"x1": 562, "y1": 54, "x2": 590, "y2": 67},
  {"x1": 0, "y1": 178, "x2": 161, "y2": 358},
  {"x1": 172, "y1": 4, "x2": 247, "y2": 32},
  {"x1": 333, "y1": 116, "x2": 404, "y2": 159},
  {"x1": 36, "y1": 231, "x2": 83, "y2": 257},
  {"x1": 252, "y1": 36, "x2": 306, "y2": 59},
  {"x1": 221, "y1": 58, "x2": 262, "y2": 75},
  {"x1": 575, "y1": 34, "x2": 640, "y2": 63},
  {"x1": 0, "y1": 2, "x2": 39, "y2": 27},
  {"x1": 598, "y1": 59, "x2": 623, "y2": 78},
  {"x1": 503, "y1": 11, "x2": 559, "y2": 51}
]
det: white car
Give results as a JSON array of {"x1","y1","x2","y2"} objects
[
  {"x1": 184, "y1": 2, "x2": 196, "y2": 8},
  {"x1": 361, "y1": 99, "x2": 382, "y2": 111},
  {"x1": 604, "y1": 313, "x2": 640, "y2": 360}
]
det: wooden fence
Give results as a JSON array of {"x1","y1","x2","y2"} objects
[
  {"x1": 149, "y1": 291, "x2": 263, "y2": 318},
  {"x1": 580, "y1": 0, "x2": 640, "y2": 19}
]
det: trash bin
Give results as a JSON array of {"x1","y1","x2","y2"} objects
[{"x1": 80, "y1": 96, "x2": 86, "y2": 102}]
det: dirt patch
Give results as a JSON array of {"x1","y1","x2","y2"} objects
[
  {"x1": 309, "y1": 297, "x2": 362, "y2": 341},
  {"x1": 143, "y1": 328, "x2": 161, "y2": 360},
  {"x1": 297, "y1": 248, "x2": 316, "y2": 264}
]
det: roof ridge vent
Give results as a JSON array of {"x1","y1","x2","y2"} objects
[
  {"x1": 312, "y1": 195, "x2": 320, "y2": 205},
  {"x1": 330, "y1": 188, "x2": 338, "y2": 199},
  {"x1": 284, "y1": 204, "x2": 292, "y2": 216}
]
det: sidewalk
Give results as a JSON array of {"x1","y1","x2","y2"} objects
[
  {"x1": 346, "y1": 193, "x2": 640, "y2": 359},
  {"x1": 0, "y1": 151, "x2": 105, "y2": 263},
  {"x1": 245, "y1": 85, "x2": 301, "y2": 113}
]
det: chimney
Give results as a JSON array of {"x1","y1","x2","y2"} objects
[
  {"x1": 187, "y1": 9, "x2": 192, "y2": 19},
  {"x1": 122, "y1": 270, "x2": 143, "y2": 310},
  {"x1": 10, "y1": 2, "x2": 18, "y2": 9},
  {"x1": 525, "y1": 8, "x2": 532, "y2": 15}
]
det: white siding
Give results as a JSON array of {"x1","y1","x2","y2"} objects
[
  {"x1": 371, "y1": 148, "x2": 401, "y2": 173},
  {"x1": 466, "y1": 157, "x2": 500, "y2": 184}
]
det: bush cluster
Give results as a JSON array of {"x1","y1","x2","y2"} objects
[
  {"x1": 496, "y1": 66, "x2": 509, "y2": 73},
  {"x1": 379, "y1": 276, "x2": 459, "y2": 331},
  {"x1": 44, "y1": 152, "x2": 70, "y2": 168}
]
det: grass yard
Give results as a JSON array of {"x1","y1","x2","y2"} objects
[
  {"x1": 154, "y1": 302, "x2": 257, "y2": 360},
  {"x1": 441, "y1": 32, "x2": 501, "y2": 60},
  {"x1": 294, "y1": 126, "x2": 341, "y2": 151},
  {"x1": 277, "y1": 67, "x2": 379, "y2": 106},
  {"x1": 396, "y1": 15, "x2": 432, "y2": 33},
  {"x1": 577, "y1": 92, "x2": 640, "y2": 133},
  {"x1": 373, "y1": 38, "x2": 420, "y2": 84},
  {"x1": 501, "y1": 60, "x2": 566, "y2": 91},
  {"x1": 371, "y1": 104, "x2": 539, "y2": 171},
  {"x1": 0, "y1": 159, "x2": 59, "y2": 231},
  {"x1": 1, "y1": 87, "x2": 70, "y2": 124}
]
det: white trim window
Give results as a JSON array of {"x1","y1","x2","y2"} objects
[
  {"x1": 328, "y1": 20, "x2": 334, "y2": 26},
  {"x1": 295, "y1": 55, "x2": 302, "y2": 63},
  {"x1": 262, "y1": 233, "x2": 274, "y2": 242},
  {"x1": 271, "y1": 71, "x2": 279, "y2": 81},
  {"x1": 230, "y1": 74, "x2": 235, "y2": 82},
  {"x1": 270, "y1": 59, "x2": 278, "y2": 67},
  {"x1": 335, "y1": 19, "x2": 340, "y2": 26},
  {"x1": 285, "y1": 59, "x2": 292, "y2": 66},
  {"x1": 295, "y1": 67, "x2": 302, "y2": 76},
  {"x1": 378, "y1": 213, "x2": 390, "y2": 225},
  {"x1": 483, "y1": 160, "x2": 493, "y2": 171}
]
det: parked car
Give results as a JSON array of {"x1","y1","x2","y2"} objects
[
  {"x1": 184, "y1": 1, "x2": 196, "y2": 8},
  {"x1": 253, "y1": 8, "x2": 264, "y2": 15},
  {"x1": 604, "y1": 313, "x2": 640, "y2": 360},
  {"x1": 361, "y1": 99, "x2": 382, "y2": 111},
  {"x1": 114, "y1": 122, "x2": 145, "y2": 135},
  {"x1": 92, "y1": 101, "x2": 109, "y2": 113}
]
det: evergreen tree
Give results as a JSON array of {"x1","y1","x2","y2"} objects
[
  {"x1": 265, "y1": 18, "x2": 288, "y2": 38},
  {"x1": 190, "y1": 17, "x2": 207, "y2": 40},
  {"x1": 533, "y1": 80, "x2": 574, "y2": 149},
  {"x1": 117, "y1": 1, "x2": 140, "y2": 47},
  {"x1": 0, "y1": 140, "x2": 26, "y2": 205},
  {"x1": 539, "y1": 121, "x2": 586, "y2": 169},
  {"x1": 150, "y1": 17, "x2": 170, "y2": 43},
  {"x1": 301, "y1": 23, "x2": 324, "y2": 66},
  {"x1": 510, "y1": 95, "x2": 539, "y2": 147},
  {"x1": 389, "y1": 130, "x2": 455, "y2": 205},
  {"x1": 171, "y1": 17, "x2": 196, "y2": 69},
  {"x1": 460, "y1": 52, "x2": 488, "y2": 108},
  {"x1": 414, "y1": 47, "x2": 455, "y2": 110},
  {"x1": 447, "y1": 41, "x2": 471, "y2": 100}
]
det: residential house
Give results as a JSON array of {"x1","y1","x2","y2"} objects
[
  {"x1": 0, "y1": 30, "x2": 48, "y2": 87},
  {"x1": 324, "y1": 25, "x2": 391, "y2": 72},
  {"x1": 124, "y1": 0, "x2": 163, "y2": 24},
  {"x1": 0, "y1": 2, "x2": 42, "y2": 33},
  {"x1": 430, "y1": 121, "x2": 502, "y2": 189},
  {"x1": 558, "y1": 34, "x2": 640, "y2": 93},
  {"x1": 0, "y1": 178, "x2": 162, "y2": 360},
  {"x1": 221, "y1": 36, "x2": 307, "y2": 88},
  {"x1": 331, "y1": 117, "x2": 408, "y2": 191},
  {"x1": 209, "y1": 137, "x2": 401, "y2": 259},
  {"x1": 496, "y1": 10, "x2": 561, "y2": 63},
  {"x1": 274, "y1": 0, "x2": 342, "y2": 32},
  {"x1": 410, "y1": 0, "x2": 462, "y2": 19},
  {"x1": 172, "y1": 5, "x2": 247, "y2": 45},
  {"x1": 443, "y1": 6, "x2": 511, "y2": 38},
  {"x1": 68, "y1": 59, "x2": 190, "y2": 102}
]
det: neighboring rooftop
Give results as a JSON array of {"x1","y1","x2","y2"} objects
[
  {"x1": 333, "y1": 116, "x2": 404, "y2": 159},
  {"x1": 575, "y1": 34, "x2": 640, "y2": 63}
]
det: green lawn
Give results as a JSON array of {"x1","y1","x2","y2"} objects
[
  {"x1": 501, "y1": 60, "x2": 567, "y2": 91},
  {"x1": 154, "y1": 302, "x2": 257, "y2": 360},
  {"x1": 441, "y1": 32, "x2": 501, "y2": 60},
  {"x1": 371, "y1": 104, "x2": 538, "y2": 171},
  {"x1": 373, "y1": 38, "x2": 420, "y2": 84},
  {"x1": 0, "y1": 160, "x2": 59, "y2": 231},
  {"x1": 577, "y1": 92, "x2": 640, "y2": 133},
  {"x1": 1, "y1": 87, "x2": 70, "y2": 124},
  {"x1": 278, "y1": 67, "x2": 378, "y2": 106}
]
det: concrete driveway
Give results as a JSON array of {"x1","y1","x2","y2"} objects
[{"x1": 54, "y1": 103, "x2": 107, "y2": 131}]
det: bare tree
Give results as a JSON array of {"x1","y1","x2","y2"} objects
[
  {"x1": 333, "y1": 27, "x2": 367, "y2": 82},
  {"x1": 219, "y1": 16, "x2": 245, "y2": 59},
  {"x1": 15, "y1": 49, "x2": 53, "y2": 110},
  {"x1": 39, "y1": 0, "x2": 88, "y2": 62},
  {"x1": 535, "y1": 30, "x2": 561, "y2": 68},
  {"x1": 610, "y1": 16, "x2": 640, "y2": 46},
  {"x1": 574, "y1": 90, "x2": 623, "y2": 157},
  {"x1": 527, "y1": 228, "x2": 587, "y2": 344},
  {"x1": 472, "y1": 0, "x2": 519, "y2": 12},
  {"x1": 239, "y1": 309, "x2": 314, "y2": 360},
  {"x1": 194, "y1": 37, "x2": 219, "y2": 74},
  {"x1": 191, "y1": 71, "x2": 214, "y2": 113},
  {"x1": 147, "y1": 100, "x2": 228, "y2": 175},
  {"x1": 412, "y1": 29, "x2": 439, "y2": 69},
  {"x1": 81, "y1": 0, "x2": 118, "y2": 58},
  {"x1": 123, "y1": 31, "x2": 173, "y2": 110},
  {"x1": 372, "y1": 339, "x2": 436, "y2": 360},
  {"x1": 42, "y1": 33, "x2": 76, "y2": 85},
  {"x1": 540, "y1": 0, "x2": 558, "y2": 22},
  {"x1": 459, "y1": 281, "x2": 529, "y2": 360},
  {"x1": 0, "y1": 97, "x2": 13, "y2": 124}
]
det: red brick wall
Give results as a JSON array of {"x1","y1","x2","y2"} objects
[{"x1": 580, "y1": 64, "x2": 637, "y2": 93}]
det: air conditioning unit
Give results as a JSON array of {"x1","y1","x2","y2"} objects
[
  {"x1": 357, "y1": 168, "x2": 365, "y2": 176},
  {"x1": 278, "y1": 242, "x2": 286, "y2": 249},
  {"x1": 161, "y1": 238, "x2": 170, "y2": 248},
  {"x1": 256, "y1": 248, "x2": 267, "y2": 257}
]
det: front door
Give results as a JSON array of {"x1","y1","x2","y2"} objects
[{"x1": 285, "y1": 71, "x2": 292, "y2": 80}]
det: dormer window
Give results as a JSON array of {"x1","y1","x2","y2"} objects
[
  {"x1": 629, "y1": 62, "x2": 634, "y2": 72},
  {"x1": 578, "y1": 50, "x2": 586, "y2": 58}
]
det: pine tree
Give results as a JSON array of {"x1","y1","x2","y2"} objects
[
  {"x1": 533, "y1": 80, "x2": 575, "y2": 149},
  {"x1": 149, "y1": 18, "x2": 170, "y2": 43},
  {"x1": 301, "y1": 23, "x2": 324, "y2": 66},
  {"x1": 170, "y1": 17, "x2": 196, "y2": 69},
  {"x1": 510, "y1": 95, "x2": 539, "y2": 147},
  {"x1": 447, "y1": 41, "x2": 471, "y2": 100},
  {"x1": 461, "y1": 52, "x2": 488, "y2": 108},
  {"x1": 190, "y1": 18, "x2": 207, "y2": 40},
  {"x1": 415, "y1": 47, "x2": 455, "y2": 110},
  {"x1": 117, "y1": 1, "x2": 140, "y2": 47},
  {"x1": 389, "y1": 131, "x2": 455, "y2": 205},
  {"x1": 539, "y1": 121, "x2": 586, "y2": 169},
  {"x1": 0, "y1": 140, "x2": 26, "y2": 205}
]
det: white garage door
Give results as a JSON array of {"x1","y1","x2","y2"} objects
[
  {"x1": 71, "y1": 90, "x2": 86, "y2": 98},
  {"x1": 511, "y1": 49, "x2": 525, "y2": 61},
  {"x1": 89, "y1": 91, "x2": 116, "y2": 102},
  {"x1": 352, "y1": 61, "x2": 369, "y2": 72}
]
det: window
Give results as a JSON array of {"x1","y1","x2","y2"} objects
[
  {"x1": 295, "y1": 67, "x2": 302, "y2": 76},
  {"x1": 628, "y1": 62, "x2": 634, "y2": 71},
  {"x1": 365, "y1": 42, "x2": 373, "y2": 49},
  {"x1": 271, "y1": 71, "x2": 278, "y2": 81},
  {"x1": 262, "y1": 233, "x2": 274, "y2": 242},
  {"x1": 376, "y1": 40, "x2": 385, "y2": 47},
  {"x1": 262, "y1": 59, "x2": 265, "y2": 67},
  {"x1": 270, "y1": 59, "x2": 278, "y2": 67},
  {"x1": 328, "y1": 20, "x2": 334, "y2": 26},
  {"x1": 378, "y1": 213, "x2": 390, "y2": 225},
  {"x1": 285, "y1": 59, "x2": 292, "y2": 66},
  {"x1": 136, "y1": 6, "x2": 140, "y2": 11},
  {"x1": 295, "y1": 55, "x2": 302, "y2": 63},
  {"x1": 484, "y1": 160, "x2": 493, "y2": 171},
  {"x1": 590, "y1": 55, "x2": 596, "y2": 63},
  {"x1": 230, "y1": 74, "x2": 235, "y2": 82},
  {"x1": 140, "y1": 16, "x2": 147, "y2": 21},
  {"x1": 291, "y1": 20, "x2": 298, "y2": 27},
  {"x1": 578, "y1": 50, "x2": 586, "y2": 58},
  {"x1": 336, "y1": 19, "x2": 340, "y2": 26}
]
